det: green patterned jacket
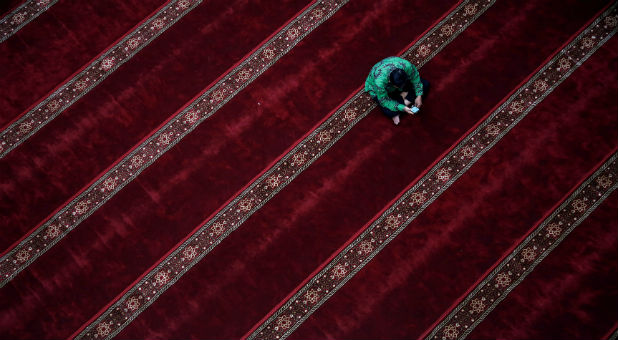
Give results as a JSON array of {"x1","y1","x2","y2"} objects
[{"x1": 364, "y1": 56, "x2": 423, "y2": 112}]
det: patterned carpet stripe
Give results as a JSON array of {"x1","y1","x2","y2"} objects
[
  {"x1": 0, "y1": 0, "x2": 201, "y2": 158},
  {"x1": 0, "y1": 0, "x2": 346, "y2": 287},
  {"x1": 245, "y1": 5, "x2": 618, "y2": 339},
  {"x1": 426, "y1": 153, "x2": 617, "y2": 340},
  {"x1": 0, "y1": 0, "x2": 57, "y2": 43},
  {"x1": 70, "y1": 1, "x2": 497, "y2": 339}
]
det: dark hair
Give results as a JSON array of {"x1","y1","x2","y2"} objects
[{"x1": 389, "y1": 68, "x2": 407, "y2": 88}]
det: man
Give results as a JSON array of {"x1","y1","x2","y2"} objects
[{"x1": 365, "y1": 56, "x2": 430, "y2": 125}]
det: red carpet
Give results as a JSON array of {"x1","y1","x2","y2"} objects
[{"x1": 0, "y1": 0, "x2": 616, "y2": 339}]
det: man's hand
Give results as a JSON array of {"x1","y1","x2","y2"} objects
[
  {"x1": 404, "y1": 106, "x2": 415, "y2": 115},
  {"x1": 414, "y1": 96, "x2": 423, "y2": 108}
]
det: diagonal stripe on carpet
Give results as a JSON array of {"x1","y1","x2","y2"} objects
[{"x1": 0, "y1": 0, "x2": 58, "y2": 43}]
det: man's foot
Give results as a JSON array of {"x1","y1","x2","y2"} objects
[{"x1": 392, "y1": 115, "x2": 400, "y2": 125}]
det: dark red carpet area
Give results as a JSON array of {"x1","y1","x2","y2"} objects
[{"x1": 0, "y1": 0, "x2": 616, "y2": 339}]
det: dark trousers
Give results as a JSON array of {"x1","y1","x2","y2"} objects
[{"x1": 375, "y1": 78, "x2": 430, "y2": 118}]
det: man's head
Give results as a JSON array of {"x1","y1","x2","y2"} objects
[{"x1": 389, "y1": 68, "x2": 408, "y2": 89}]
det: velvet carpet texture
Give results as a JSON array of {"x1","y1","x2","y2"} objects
[{"x1": 0, "y1": 0, "x2": 616, "y2": 339}]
